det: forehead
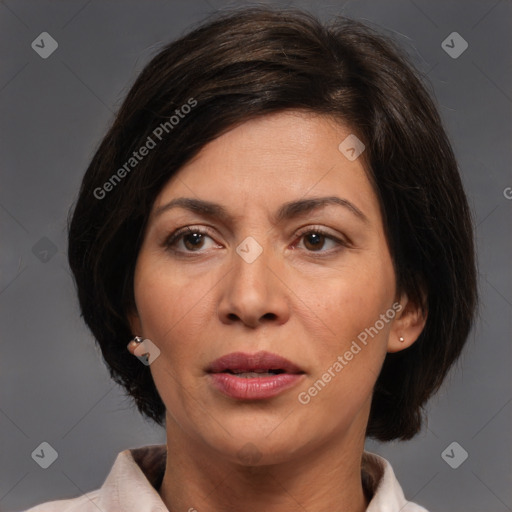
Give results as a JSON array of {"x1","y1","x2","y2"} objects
[{"x1": 151, "y1": 111, "x2": 380, "y2": 223}]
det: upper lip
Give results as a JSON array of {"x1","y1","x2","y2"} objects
[{"x1": 207, "y1": 351, "x2": 304, "y2": 374}]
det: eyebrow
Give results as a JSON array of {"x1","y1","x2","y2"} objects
[{"x1": 153, "y1": 196, "x2": 369, "y2": 224}]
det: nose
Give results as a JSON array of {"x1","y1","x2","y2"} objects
[{"x1": 217, "y1": 243, "x2": 291, "y2": 329}]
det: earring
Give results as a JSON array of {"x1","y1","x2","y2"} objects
[
  {"x1": 127, "y1": 336, "x2": 143, "y2": 351},
  {"x1": 399, "y1": 336, "x2": 405, "y2": 343}
]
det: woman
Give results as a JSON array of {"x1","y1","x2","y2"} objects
[{"x1": 25, "y1": 7, "x2": 477, "y2": 512}]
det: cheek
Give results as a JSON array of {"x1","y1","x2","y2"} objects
[
  {"x1": 297, "y1": 248, "x2": 396, "y2": 388},
  {"x1": 295, "y1": 272, "x2": 395, "y2": 424},
  {"x1": 133, "y1": 255, "x2": 215, "y2": 349},
  {"x1": 308, "y1": 252, "x2": 395, "y2": 337}
]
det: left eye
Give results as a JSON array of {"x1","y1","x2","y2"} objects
[{"x1": 296, "y1": 230, "x2": 342, "y2": 252}]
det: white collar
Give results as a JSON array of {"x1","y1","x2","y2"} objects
[{"x1": 25, "y1": 444, "x2": 429, "y2": 511}]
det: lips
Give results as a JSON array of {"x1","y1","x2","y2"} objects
[
  {"x1": 206, "y1": 351, "x2": 305, "y2": 400},
  {"x1": 207, "y1": 351, "x2": 304, "y2": 375}
]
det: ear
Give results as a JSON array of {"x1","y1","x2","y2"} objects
[
  {"x1": 387, "y1": 292, "x2": 427, "y2": 353},
  {"x1": 127, "y1": 308, "x2": 143, "y2": 339},
  {"x1": 126, "y1": 309, "x2": 143, "y2": 356}
]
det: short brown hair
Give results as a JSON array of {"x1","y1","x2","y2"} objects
[{"x1": 68, "y1": 7, "x2": 477, "y2": 441}]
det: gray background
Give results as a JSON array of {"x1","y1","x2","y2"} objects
[{"x1": 1, "y1": 0, "x2": 511, "y2": 511}]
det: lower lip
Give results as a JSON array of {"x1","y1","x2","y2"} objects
[{"x1": 208, "y1": 372, "x2": 304, "y2": 400}]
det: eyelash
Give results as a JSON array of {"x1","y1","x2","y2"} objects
[{"x1": 163, "y1": 225, "x2": 349, "y2": 257}]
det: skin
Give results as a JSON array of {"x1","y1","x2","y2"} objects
[{"x1": 128, "y1": 111, "x2": 426, "y2": 512}]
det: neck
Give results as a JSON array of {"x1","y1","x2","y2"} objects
[{"x1": 159, "y1": 416, "x2": 370, "y2": 512}]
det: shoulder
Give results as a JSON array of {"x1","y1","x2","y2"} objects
[
  {"x1": 23, "y1": 490, "x2": 101, "y2": 512},
  {"x1": 23, "y1": 444, "x2": 167, "y2": 512}
]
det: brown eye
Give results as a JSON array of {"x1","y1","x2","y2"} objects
[
  {"x1": 295, "y1": 228, "x2": 347, "y2": 254},
  {"x1": 303, "y1": 232, "x2": 326, "y2": 251},
  {"x1": 164, "y1": 227, "x2": 220, "y2": 253},
  {"x1": 183, "y1": 232, "x2": 206, "y2": 250}
]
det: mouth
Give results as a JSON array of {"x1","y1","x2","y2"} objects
[
  {"x1": 206, "y1": 351, "x2": 304, "y2": 376},
  {"x1": 206, "y1": 351, "x2": 305, "y2": 400}
]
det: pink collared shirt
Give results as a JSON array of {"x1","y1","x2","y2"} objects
[{"x1": 24, "y1": 445, "x2": 429, "y2": 511}]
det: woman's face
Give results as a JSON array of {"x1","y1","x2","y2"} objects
[{"x1": 129, "y1": 111, "x2": 416, "y2": 465}]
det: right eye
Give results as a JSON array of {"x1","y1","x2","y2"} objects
[{"x1": 164, "y1": 226, "x2": 222, "y2": 253}]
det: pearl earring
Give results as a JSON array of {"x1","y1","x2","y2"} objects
[
  {"x1": 127, "y1": 336, "x2": 143, "y2": 351},
  {"x1": 399, "y1": 336, "x2": 405, "y2": 343}
]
